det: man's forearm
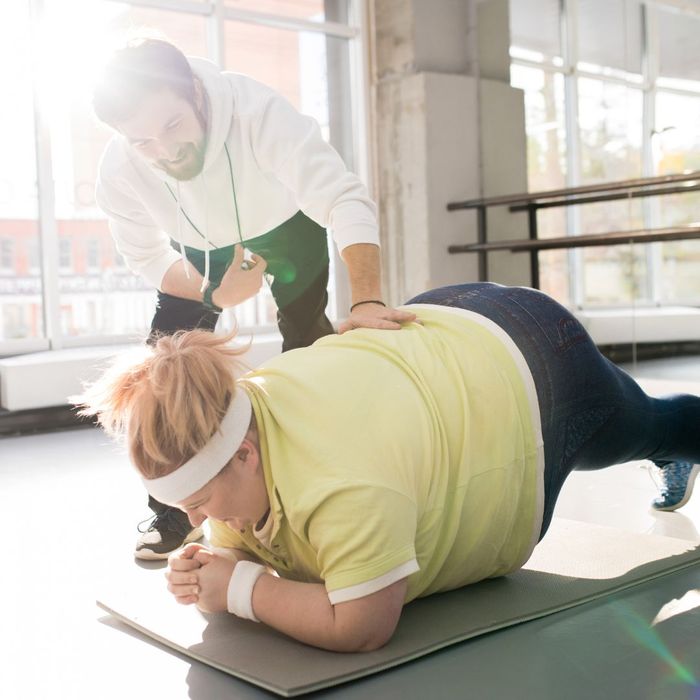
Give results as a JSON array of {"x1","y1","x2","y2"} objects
[
  {"x1": 160, "y1": 259, "x2": 208, "y2": 302},
  {"x1": 340, "y1": 243, "x2": 383, "y2": 305},
  {"x1": 160, "y1": 248, "x2": 267, "y2": 309},
  {"x1": 337, "y1": 242, "x2": 415, "y2": 332}
]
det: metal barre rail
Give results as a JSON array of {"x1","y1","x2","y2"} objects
[
  {"x1": 446, "y1": 171, "x2": 700, "y2": 288},
  {"x1": 508, "y1": 182, "x2": 700, "y2": 212},
  {"x1": 447, "y1": 170, "x2": 700, "y2": 210},
  {"x1": 448, "y1": 225, "x2": 700, "y2": 253}
]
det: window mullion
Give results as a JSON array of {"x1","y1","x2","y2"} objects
[
  {"x1": 642, "y1": 2, "x2": 663, "y2": 304},
  {"x1": 328, "y1": 0, "x2": 371, "y2": 317},
  {"x1": 30, "y1": 0, "x2": 62, "y2": 350},
  {"x1": 208, "y1": 0, "x2": 226, "y2": 68},
  {"x1": 562, "y1": 0, "x2": 584, "y2": 307}
]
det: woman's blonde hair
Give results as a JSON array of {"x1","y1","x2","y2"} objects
[{"x1": 75, "y1": 330, "x2": 249, "y2": 479}]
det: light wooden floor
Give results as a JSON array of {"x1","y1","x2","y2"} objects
[{"x1": 2, "y1": 357, "x2": 699, "y2": 700}]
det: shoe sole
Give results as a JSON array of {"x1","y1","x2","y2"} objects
[
  {"x1": 134, "y1": 526, "x2": 205, "y2": 561},
  {"x1": 652, "y1": 464, "x2": 700, "y2": 512}
]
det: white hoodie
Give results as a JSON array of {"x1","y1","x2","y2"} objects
[{"x1": 95, "y1": 57, "x2": 379, "y2": 290}]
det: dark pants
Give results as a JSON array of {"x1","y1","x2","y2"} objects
[
  {"x1": 147, "y1": 211, "x2": 335, "y2": 524},
  {"x1": 408, "y1": 283, "x2": 700, "y2": 540}
]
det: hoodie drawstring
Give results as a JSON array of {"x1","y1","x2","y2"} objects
[
  {"x1": 175, "y1": 181, "x2": 191, "y2": 280},
  {"x1": 200, "y1": 170, "x2": 211, "y2": 293}
]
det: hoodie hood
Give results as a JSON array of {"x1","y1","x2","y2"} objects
[
  {"x1": 149, "y1": 56, "x2": 234, "y2": 185},
  {"x1": 190, "y1": 56, "x2": 235, "y2": 175}
]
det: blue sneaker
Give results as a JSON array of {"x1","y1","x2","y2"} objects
[{"x1": 652, "y1": 462, "x2": 700, "y2": 511}]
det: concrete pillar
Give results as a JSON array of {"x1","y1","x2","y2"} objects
[{"x1": 370, "y1": 0, "x2": 530, "y2": 305}]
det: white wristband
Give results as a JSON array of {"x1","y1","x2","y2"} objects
[{"x1": 227, "y1": 561, "x2": 267, "y2": 622}]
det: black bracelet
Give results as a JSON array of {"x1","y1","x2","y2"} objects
[
  {"x1": 202, "y1": 284, "x2": 223, "y2": 314},
  {"x1": 350, "y1": 300, "x2": 386, "y2": 312}
]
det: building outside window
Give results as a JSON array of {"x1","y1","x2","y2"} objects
[
  {"x1": 58, "y1": 238, "x2": 72, "y2": 273},
  {"x1": 86, "y1": 238, "x2": 100, "y2": 273},
  {"x1": 0, "y1": 238, "x2": 14, "y2": 273}
]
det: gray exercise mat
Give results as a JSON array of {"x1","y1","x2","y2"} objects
[{"x1": 97, "y1": 518, "x2": 700, "y2": 696}]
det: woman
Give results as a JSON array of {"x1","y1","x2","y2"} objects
[{"x1": 77, "y1": 283, "x2": 700, "y2": 652}]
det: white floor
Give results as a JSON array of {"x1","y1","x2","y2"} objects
[{"x1": 1, "y1": 357, "x2": 699, "y2": 699}]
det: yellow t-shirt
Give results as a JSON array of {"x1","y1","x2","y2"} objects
[{"x1": 209, "y1": 304, "x2": 544, "y2": 604}]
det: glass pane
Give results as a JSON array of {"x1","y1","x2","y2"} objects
[
  {"x1": 0, "y1": 1, "x2": 43, "y2": 341},
  {"x1": 223, "y1": 22, "x2": 350, "y2": 143},
  {"x1": 654, "y1": 92, "x2": 700, "y2": 303},
  {"x1": 578, "y1": 78, "x2": 643, "y2": 183},
  {"x1": 104, "y1": 3, "x2": 209, "y2": 56},
  {"x1": 509, "y1": 0, "x2": 561, "y2": 59},
  {"x1": 658, "y1": 7, "x2": 700, "y2": 83},
  {"x1": 657, "y1": 237, "x2": 700, "y2": 302},
  {"x1": 41, "y1": 0, "x2": 208, "y2": 337},
  {"x1": 581, "y1": 244, "x2": 647, "y2": 304},
  {"x1": 577, "y1": 78, "x2": 645, "y2": 304},
  {"x1": 223, "y1": 23, "x2": 352, "y2": 327},
  {"x1": 578, "y1": 193, "x2": 647, "y2": 304},
  {"x1": 577, "y1": 0, "x2": 642, "y2": 76},
  {"x1": 224, "y1": 0, "x2": 347, "y2": 24},
  {"x1": 655, "y1": 92, "x2": 700, "y2": 176},
  {"x1": 578, "y1": 197, "x2": 647, "y2": 305},
  {"x1": 511, "y1": 64, "x2": 569, "y2": 302},
  {"x1": 510, "y1": 66, "x2": 567, "y2": 198}
]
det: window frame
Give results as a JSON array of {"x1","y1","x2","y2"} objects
[
  {"x1": 0, "y1": 237, "x2": 14, "y2": 274},
  {"x1": 1, "y1": 0, "x2": 367, "y2": 356}
]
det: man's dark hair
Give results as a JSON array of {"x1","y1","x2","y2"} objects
[{"x1": 93, "y1": 38, "x2": 197, "y2": 126}]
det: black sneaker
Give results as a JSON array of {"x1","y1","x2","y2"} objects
[{"x1": 135, "y1": 509, "x2": 204, "y2": 560}]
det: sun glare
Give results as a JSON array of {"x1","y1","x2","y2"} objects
[{"x1": 33, "y1": 0, "x2": 127, "y2": 106}]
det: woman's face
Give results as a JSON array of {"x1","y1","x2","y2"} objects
[{"x1": 176, "y1": 437, "x2": 270, "y2": 532}]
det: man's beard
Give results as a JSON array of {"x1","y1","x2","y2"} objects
[
  {"x1": 156, "y1": 140, "x2": 207, "y2": 181},
  {"x1": 157, "y1": 95, "x2": 209, "y2": 181}
]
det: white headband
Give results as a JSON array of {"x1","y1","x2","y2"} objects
[{"x1": 142, "y1": 389, "x2": 252, "y2": 504}]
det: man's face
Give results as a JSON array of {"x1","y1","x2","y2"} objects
[{"x1": 118, "y1": 87, "x2": 207, "y2": 181}]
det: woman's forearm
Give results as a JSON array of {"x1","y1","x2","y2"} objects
[{"x1": 251, "y1": 574, "x2": 406, "y2": 652}]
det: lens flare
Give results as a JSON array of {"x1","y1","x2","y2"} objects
[{"x1": 611, "y1": 601, "x2": 698, "y2": 692}]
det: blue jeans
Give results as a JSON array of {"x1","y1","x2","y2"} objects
[{"x1": 407, "y1": 283, "x2": 700, "y2": 539}]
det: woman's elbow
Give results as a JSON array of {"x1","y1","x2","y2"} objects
[
  {"x1": 354, "y1": 629, "x2": 395, "y2": 652},
  {"x1": 328, "y1": 579, "x2": 407, "y2": 652},
  {"x1": 328, "y1": 630, "x2": 394, "y2": 653},
  {"x1": 331, "y1": 617, "x2": 399, "y2": 653}
]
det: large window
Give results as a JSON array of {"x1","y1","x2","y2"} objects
[
  {"x1": 0, "y1": 2, "x2": 43, "y2": 343},
  {"x1": 510, "y1": 0, "x2": 700, "y2": 308},
  {"x1": 1, "y1": 0, "x2": 361, "y2": 354}
]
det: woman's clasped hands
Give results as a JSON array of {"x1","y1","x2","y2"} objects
[{"x1": 165, "y1": 542, "x2": 236, "y2": 613}]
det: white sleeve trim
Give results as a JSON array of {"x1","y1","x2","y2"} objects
[{"x1": 327, "y1": 559, "x2": 420, "y2": 605}]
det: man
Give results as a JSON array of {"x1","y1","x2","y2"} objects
[{"x1": 93, "y1": 38, "x2": 415, "y2": 559}]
